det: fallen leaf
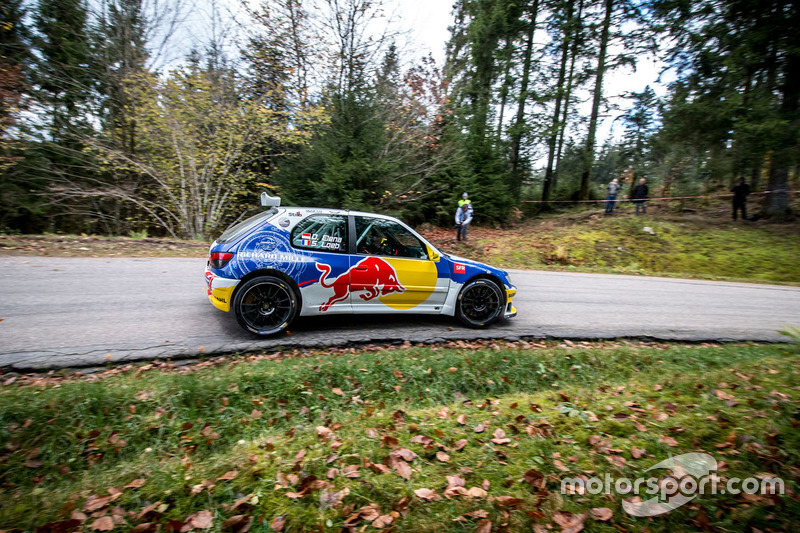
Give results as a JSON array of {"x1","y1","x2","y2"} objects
[
  {"x1": 84, "y1": 495, "x2": 113, "y2": 513},
  {"x1": 553, "y1": 459, "x2": 570, "y2": 472},
  {"x1": 394, "y1": 460, "x2": 412, "y2": 480},
  {"x1": 373, "y1": 514, "x2": 395, "y2": 528},
  {"x1": 414, "y1": 488, "x2": 441, "y2": 501},
  {"x1": 391, "y1": 448, "x2": 418, "y2": 462},
  {"x1": 188, "y1": 510, "x2": 214, "y2": 529},
  {"x1": 591, "y1": 507, "x2": 613, "y2": 521},
  {"x1": 494, "y1": 496, "x2": 523, "y2": 508},
  {"x1": 269, "y1": 514, "x2": 286, "y2": 532},
  {"x1": 659, "y1": 435, "x2": 679, "y2": 447},
  {"x1": 490, "y1": 429, "x2": 510, "y2": 445},
  {"x1": 90, "y1": 517, "x2": 114, "y2": 532},
  {"x1": 359, "y1": 503, "x2": 381, "y2": 521},
  {"x1": 218, "y1": 470, "x2": 238, "y2": 481},
  {"x1": 343, "y1": 464, "x2": 360, "y2": 478},
  {"x1": 457, "y1": 414, "x2": 467, "y2": 425},
  {"x1": 455, "y1": 439, "x2": 468, "y2": 451},
  {"x1": 124, "y1": 478, "x2": 146, "y2": 489},
  {"x1": 475, "y1": 518, "x2": 492, "y2": 533},
  {"x1": 553, "y1": 511, "x2": 586, "y2": 532},
  {"x1": 447, "y1": 474, "x2": 466, "y2": 488},
  {"x1": 467, "y1": 487, "x2": 488, "y2": 498},
  {"x1": 331, "y1": 388, "x2": 344, "y2": 396},
  {"x1": 607, "y1": 455, "x2": 627, "y2": 468},
  {"x1": 136, "y1": 501, "x2": 164, "y2": 520},
  {"x1": 474, "y1": 424, "x2": 487, "y2": 433},
  {"x1": 631, "y1": 446, "x2": 646, "y2": 459},
  {"x1": 230, "y1": 494, "x2": 253, "y2": 511},
  {"x1": 523, "y1": 469, "x2": 545, "y2": 488},
  {"x1": 221, "y1": 515, "x2": 252, "y2": 533},
  {"x1": 713, "y1": 389, "x2": 735, "y2": 401},
  {"x1": 436, "y1": 451, "x2": 451, "y2": 463}
]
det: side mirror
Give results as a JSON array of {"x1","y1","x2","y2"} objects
[
  {"x1": 261, "y1": 192, "x2": 281, "y2": 207},
  {"x1": 427, "y1": 246, "x2": 440, "y2": 262}
]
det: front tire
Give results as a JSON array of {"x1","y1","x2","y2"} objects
[
  {"x1": 455, "y1": 278, "x2": 505, "y2": 328},
  {"x1": 233, "y1": 276, "x2": 298, "y2": 336}
]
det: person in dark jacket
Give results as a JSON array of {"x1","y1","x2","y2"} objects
[
  {"x1": 731, "y1": 178, "x2": 751, "y2": 221},
  {"x1": 632, "y1": 178, "x2": 649, "y2": 215}
]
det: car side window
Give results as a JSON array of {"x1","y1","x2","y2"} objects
[
  {"x1": 354, "y1": 216, "x2": 428, "y2": 259},
  {"x1": 291, "y1": 215, "x2": 347, "y2": 253}
]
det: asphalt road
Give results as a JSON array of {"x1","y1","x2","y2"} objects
[{"x1": 1, "y1": 256, "x2": 798, "y2": 370}]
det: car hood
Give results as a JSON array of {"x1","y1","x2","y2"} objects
[{"x1": 444, "y1": 253, "x2": 511, "y2": 280}]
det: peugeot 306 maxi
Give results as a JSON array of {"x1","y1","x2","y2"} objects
[{"x1": 205, "y1": 194, "x2": 517, "y2": 336}]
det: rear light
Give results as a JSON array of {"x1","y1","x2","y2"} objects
[{"x1": 209, "y1": 252, "x2": 233, "y2": 269}]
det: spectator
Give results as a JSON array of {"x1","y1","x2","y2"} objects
[
  {"x1": 605, "y1": 178, "x2": 620, "y2": 214},
  {"x1": 632, "y1": 178, "x2": 649, "y2": 215},
  {"x1": 455, "y1": 202, "x2": 473, "y2": 241},
  {"x1": 458, "y1": 192, "x2": 471, "y2": 207},
  {"x1": 731, "y1": 178, "x2": 751, "y2": 221}
]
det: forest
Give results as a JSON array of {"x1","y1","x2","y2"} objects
[{"x1": 0, "y1": 0, "x2": 797, "y2": 240}]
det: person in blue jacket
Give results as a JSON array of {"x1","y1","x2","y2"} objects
[{"x1": 455, "y1": 202, "x2": 473, "y2": 241}]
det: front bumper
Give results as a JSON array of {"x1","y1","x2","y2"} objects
[
  {"x1": 504, "y1": 287, "x2": 517, "y2": 318},
  {"x1": 205, "y1": 267, "x2": 240, "y2": 312}
]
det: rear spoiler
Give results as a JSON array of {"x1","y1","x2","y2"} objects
[{"x1": 261, "y1": 192, "x2": 281, "y2": 207}]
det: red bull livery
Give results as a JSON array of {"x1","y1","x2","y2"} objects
[{"x1": 205, "y1": 197, "x2": 517, "y2": 336}]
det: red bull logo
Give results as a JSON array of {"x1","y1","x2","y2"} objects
[{"x1": 316, "y1": 257, "x2": 406, "y2": 312}]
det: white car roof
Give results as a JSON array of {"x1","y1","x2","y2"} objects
[{"x1": 276, "y1": 206, "x2": 400, "y2": 221}]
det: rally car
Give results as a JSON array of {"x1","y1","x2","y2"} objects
[{"x1": 205, "y1": 193, "x2": 517, "y2": 336}]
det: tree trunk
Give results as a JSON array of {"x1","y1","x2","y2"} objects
[
  {"x1": 541, "y1": 0, "x2": 575, "y2": 204},
  {"x1": 508, "y1": 0, "x2": 539, "y2": 198},
  {"x1": 762, "y1": 3, "x2": 799, "y2": 221},
  {"x1": 554, "y1": 0, "x2": 584, "y2": 192},
  {"x1": 579, "y1": 0, "x2": 612, "y2": 201},
  {"x1": 496, "y1": 36, "x2": 513, "y2": 140}
]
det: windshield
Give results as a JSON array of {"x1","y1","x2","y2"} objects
[{"x1": 216, "y1": 208, "x2": 277, "y2": 244}]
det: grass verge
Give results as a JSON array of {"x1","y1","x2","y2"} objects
[{"x1": 1, "y1": 341, "x2": 798, "y2": 532}]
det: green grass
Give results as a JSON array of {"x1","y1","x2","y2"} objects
[
  {"x1": 1, "y1": 342, "x2": 798, "y2": 531},
  {"x1": 472, "y1": 213, "x2": 800, "y2": 283}
]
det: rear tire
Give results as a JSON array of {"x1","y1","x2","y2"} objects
[
  {"x1": 233, "y1": 276, "x2": 298, "y2": 336},
  {"x1": 455, "y1": 278, "x2": 504, "y2": 328}
]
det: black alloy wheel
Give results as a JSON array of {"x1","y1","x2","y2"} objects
[
  {"x1": 233, "y1": 276, "x2": 298, "y2": 336},
  {"x1": 455, "y1": 278, "x2": 504, "y2": 328}
]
